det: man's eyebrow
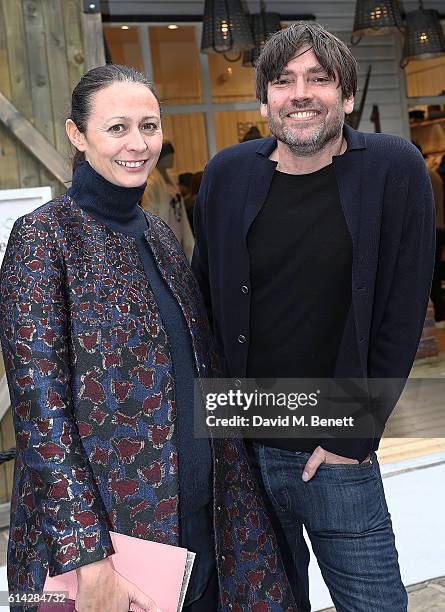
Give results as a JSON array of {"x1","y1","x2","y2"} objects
[
  {"x1": 276, "y1": 65, "x2": 330, "y2": 77},
  {"x1": 306, "y1": 65, "x2": 330, "y2": 75}
]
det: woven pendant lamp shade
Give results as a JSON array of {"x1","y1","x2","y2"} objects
[
  {"x1": 402, "y1": 3, "x2": 445, "y2": 64},
  {"x1": 351, "y1": 0, "x2": 403, "y2": 44},
  {"x1": 201, "y1": 0, "x2": 254, "y2": 56},
  {"x1": 242, "y1": 11, "x2": 281, "y2": 67}
]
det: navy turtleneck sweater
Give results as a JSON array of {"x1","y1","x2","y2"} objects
[{"x1": 66, "y1": 161, "x2": 214, "y2": 603}]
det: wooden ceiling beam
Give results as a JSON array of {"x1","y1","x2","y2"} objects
[{"x1": 0, "y1": 91, "x2": 72, "y2": 185}]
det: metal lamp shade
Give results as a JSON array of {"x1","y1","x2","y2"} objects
[
  {"x1": 201, "y1": 0, "x2": 254, "y2": 55},
  {"x1": 242, "y1": 11, "x2": 281, "y2": 67},
  {"x1": 352, "y1": 0, "x2": 403, "y2": 44},
  {"x1": 402, "y1": 8, "x2": 445, "y2": 63}
]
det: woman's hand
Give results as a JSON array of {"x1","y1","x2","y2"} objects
[{"x1": 75, "y1": 558, "x2": 161, "y2": 612}]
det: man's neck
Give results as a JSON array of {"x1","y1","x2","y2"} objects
[{"x1": 270, "y1": 131, "x2": 347, "y2": 175}]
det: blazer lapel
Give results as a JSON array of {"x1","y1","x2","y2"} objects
[
  {"x1": 332, "y1": 149, "x2": 363, "y2": 250},
  {"x1": 332, "y1": 130, "x2": 367, "y2": 374},
  {"x1": 242, "y1": 139, "x2": 278, "y2": 239}
]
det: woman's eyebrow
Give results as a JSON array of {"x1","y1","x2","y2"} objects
[{"x1": 105, "y1": 115, "x2": 160, "y2": 122}]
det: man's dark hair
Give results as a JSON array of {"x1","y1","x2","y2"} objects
[
  {"x1": 179, "y1": 172, "x2": 193, "y2": 189},
  {"x1": 255, "y1": 21, "x2": 358, "y2": 104}
]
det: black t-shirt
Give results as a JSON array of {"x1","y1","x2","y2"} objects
[{"x1": 246, "y1": 164, "x2": 352, "y2": 452}]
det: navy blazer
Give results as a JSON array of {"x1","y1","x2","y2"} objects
[{"x1": 192, "y1": 124, "x2": 435, "y2": 460}]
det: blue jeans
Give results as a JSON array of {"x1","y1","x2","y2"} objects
[{"x1": 246, "y1": 443, "x2": 407, "y2": 612}]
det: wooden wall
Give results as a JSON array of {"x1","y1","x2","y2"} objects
[
  {"x1": 0, "y1": 0, "x2": 89, "y2": 194},
  {"x1": 0, "y1": 0, "x2": 104, "y2": 505}
]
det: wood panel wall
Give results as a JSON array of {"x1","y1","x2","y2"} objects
[{"x1": 0, "y1": 0, "x2": 95, "y2": 193}]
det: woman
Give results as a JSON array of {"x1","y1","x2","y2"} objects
[{"x1": 0, "y1": 65, "x2": 296, "y2": 612}]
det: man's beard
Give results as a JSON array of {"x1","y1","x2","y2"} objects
[{"x1": 267, "y1": 101, "x2": 345, "y2": 157}]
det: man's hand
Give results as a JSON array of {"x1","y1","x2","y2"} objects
[{"x1": 302, "y1": 446, "x2": 370, "y2": 482}]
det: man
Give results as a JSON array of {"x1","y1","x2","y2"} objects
[{"x1": 192, "y1": 21, "x2": 435, "y2": 612}]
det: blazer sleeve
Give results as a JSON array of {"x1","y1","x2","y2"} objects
[
  {"x1": 368, "y1": 173, "x2": 435, "y2": 428},
  {"x1": 368, "y1": 172, "x2": 435, "y2": 378},
  {"x1": 0, "y1": 215, "x2": 113, "y2": 576},
  {"x1": 322, "y1": 171, "x2": 436, "y2": 461},
  {"x1": 191, "y1": 174, "x2": 213, "y2": 326}
]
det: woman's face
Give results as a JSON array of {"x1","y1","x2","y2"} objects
[{"x1": 68, "y1": 81, "x2": 163, "y2": 188}]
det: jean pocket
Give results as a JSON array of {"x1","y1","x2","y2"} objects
[
  {"x1": 259, "y1": 445, "x2": 295, "y2": 513},
  {"x1": 320, "y1": 459, "x2": 373, "y2": 470}
]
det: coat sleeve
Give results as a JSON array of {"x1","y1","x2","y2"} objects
[
  {"x1": 322, "y1": 171, "x2": 436, "y2": 461},
  {"x1": 368, "y1": 172, "x2": 436, "y2": 434},
  {"x1": 368, "y1": 172, "x2": 435, "y2": 378},
  {"x1": 179, "y1": 197, "x2": 195, "y2": 262},
  {"x1": 191, "y1": 173, "x2": 213, "y2": 325},
  {"x1": 0, "y1": 215, "x2": 113, "y2": 576}
]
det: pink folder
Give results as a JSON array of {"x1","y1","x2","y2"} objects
[{"x1": 43, "y1": 531, "x2": 193, "y2": 612}]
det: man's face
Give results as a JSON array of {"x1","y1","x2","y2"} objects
[{"x1": 260, "y1": 47, "x2": 354, "y2": 156}]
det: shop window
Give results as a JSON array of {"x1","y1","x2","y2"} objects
[
  {"x1": 405, "y1": 55, "x2": 445, "y2": 98},
  {"x1": 214, "y1": 110, "x2": 268, "y2": 151},
  {"x1": 149, "y1": 26, "x2": 202, "y2": 104},
  {"x1": 161, "y1": 113, "x2": 208, "y2": 179},
  {"x1": 208, "y1": 55, "x2": 256, "y2": 103},
  {"x1": 103, "y1": 26, "x2": 144, "y2": 72}
]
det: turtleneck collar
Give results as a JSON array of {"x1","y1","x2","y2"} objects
[{"x1": 67, "y1": 161, "x2": 147, "y2": 227}]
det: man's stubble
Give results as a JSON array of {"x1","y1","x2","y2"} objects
[{"x1": 267, "y1": 100, "x2": 345, "y2": 157}]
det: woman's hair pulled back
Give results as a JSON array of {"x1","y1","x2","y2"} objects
[{"x1": 69, "y1": 64, "x2": 160, "y2": 172}]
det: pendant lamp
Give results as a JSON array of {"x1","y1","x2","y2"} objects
[
  {"x1": 201, "y1": 0, "x2": 254, "y2": 61},
  {"x1": 401, "y1": 1, "x2": 445, "y2": 65},
  {"x1": 351, "y1": 0, "x2": 404, "y2": 45},
  {"x1": 242, "y1": 2, "x2": 281, "y2": 67}
]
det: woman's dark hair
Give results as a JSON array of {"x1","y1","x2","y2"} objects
[
  {"x1": 69, "y1": 64, "x2": 160, "y2": 172},
  {"x1": 255, "y1": 22, "x2": 357, "y2": 104}
]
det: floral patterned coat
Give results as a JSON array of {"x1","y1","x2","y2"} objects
[{"x1": 0, "y1": 195, "x2": 297, "y2": 611}]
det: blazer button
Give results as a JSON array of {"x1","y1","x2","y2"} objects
[
  {"x1": 241, "y1": 285, "x2": 249, "y2": 294},
  {"x1": 238, "y1": 334, "x2": 246, "y2": 343}
]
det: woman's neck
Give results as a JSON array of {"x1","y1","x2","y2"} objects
[{"x1": 67, "y1": 161, "x2": 147, "y2": 226}]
